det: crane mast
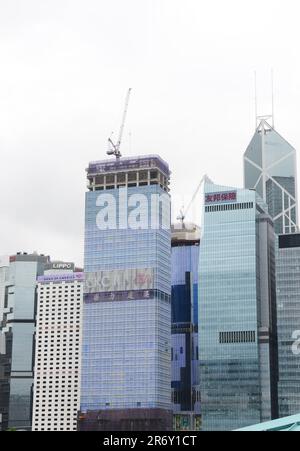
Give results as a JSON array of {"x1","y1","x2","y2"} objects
[
  {"x1": 107, "y1": 88, "x2": 132, "y2": 160},
  {"x1": 177, "y1": 174, "x2": 213, "y2": 226}
]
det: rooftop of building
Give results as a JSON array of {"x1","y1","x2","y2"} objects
[
  {"x1": 87, "y1": 154, "x2": 170, "y2": 177},
  {"x1": 87, "y1": 154, "x2": 170, "y2": 192},
  {"x1": 235, "y1": 413, "x2": 300, "y2": 431},
  {"x1": 204, "y1": 181, "x2": 270, "y2": 216},
  {"x1": 44, "y1": 261, "x2": 83, "y2": 273},
  {"x1": 171, "y1": 222, "x2": 201, "y2": 246},
  {"x1": 9, "y1": 252, "x2": 50, "y2": 264}
]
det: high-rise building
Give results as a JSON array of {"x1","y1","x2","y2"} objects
[
  {"x1": 198, "y1": 182, "x2": 278, "y2": 431},
  {"x1": 0, "y1": 256, "x2": 9, "y2": 431},
  {"x1": 32, "y1": 262, "x2": 83, "y2": 431},
  {"x1": 171, "y1": 223, "x2": 201, "y2": 431},
  {"x1": 276, "y1": 233, "x2": 300, "y2": 417},
  {"x1": 0, "y1": 252, "x2": 50, "y2": 430},
  {"x1": 244, "y1": 119, "x2": 298, "y2": 234},
  {"x1": 79, "y1": 155, "x2": 172, "y2": 431}
]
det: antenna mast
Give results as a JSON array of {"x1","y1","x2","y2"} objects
[
  {"x1": 254, "y1": 71, "x2": 258, "y2": 129},
  {"x1": 107, "y1": 88, "x2": 132, "y2": 160},
  {"x1": 271, "y1": 69, "x2": 275, "y2": 128},
  {"x1": 254, "y1": 70, "x2": 275, "y2": 130}
]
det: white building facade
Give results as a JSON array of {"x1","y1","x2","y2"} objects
[{"x1": 32, "y1": 265, "x2": 83, "y2": 431}]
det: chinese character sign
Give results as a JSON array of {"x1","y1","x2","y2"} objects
[{"x1": 205, "y1": 191, "x2": 237, "y2": 204}]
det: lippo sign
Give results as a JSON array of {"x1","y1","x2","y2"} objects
[
  {"x1": 205, "y1": 191, "x2": 237, "y2": 204},
  {"x1": 45, "y1": 262, "x2": 75, "y2": 271},
  {"x1": 85, "y1": 268, "x2": 154, "y2": 293}
]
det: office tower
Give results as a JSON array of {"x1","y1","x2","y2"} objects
[
  {"x1": 199, "y1": 182, "x2": 278, "y2": 431},
  {"x1": 276, "y1": 233, "x2": 300, "y2": 417},
  {"x1": 244, "y1": 119, "x2": 298, "y2": 234},
  {"x1": 0, "y1": 252, "x2": 50, "y2": 430},
  {"x1": 0, "y1": 257, "x2": 9, "y2": 317},
  {"x1": 171, "y1": 223, "x2": 201, "y2": 431},
  {"x1": 79, "y1": 155, "x2": 172, "y2": 431},
  {"x1": 0, "y1": 256, "x2": 9, "y2": 431},
  {"x1": 32, "y1": 262, "x2": 83, "y2": 431}
]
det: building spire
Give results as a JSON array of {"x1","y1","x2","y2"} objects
[{"x1": 254, "y1": 70, "x2": 275, "y2": 130}]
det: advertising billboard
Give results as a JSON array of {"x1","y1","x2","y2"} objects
[
  {"x1": 38, "y1": 273, "x2": 84, "y2": 284},
  {"x1": 85, "y1": 268, "x2": 154, "y2": 293}
]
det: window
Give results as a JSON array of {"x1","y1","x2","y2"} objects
[
  {"x1": 219, "y1": 331, "x2": 256, "y2": 344},
  {"x1": 205, "y1": 202, "x2": 254, "y2": 213},
  {"x1": 128, "y1": 171, "x2": 137, "y2": 181}
]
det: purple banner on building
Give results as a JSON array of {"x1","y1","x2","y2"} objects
[{"x1": 38, "y1": 273, "x2": 84, "y2": 284}]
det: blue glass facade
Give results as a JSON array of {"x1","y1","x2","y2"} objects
[
  {"x1": 80, "y1": 156, "x2": 172, "y2": 430},
  {"x1": 277, "y1": 234, "x2": 300, "y2": 417},
  {"x1": 0, "y1": 261, "x2": 9, "y2": 431},
  {"x1": 0, "y1": 254, "x2": 49, "y2": 430},
  {"x1": 199, "y1": 182, "x2": 278, "y2": 431},
  {"x1": 171, "y1": 225, "x2": 201, "y2": 431}
]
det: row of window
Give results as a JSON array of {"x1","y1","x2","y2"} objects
[
  {"x1": 94, "y1": 181, "x2": 166, "y2": 190},
  {"x1": 35, "y1": 395, "x2": 78, "y2": 400},
  {"x1": 35, "y1": 379, "x2": 79, "y2": 383},
  {"x1": 35, "y1": 395, "x2": 79, "y2": 399},
  {"x1": 36, "y1": 366, "x2": 79, "y2": 370},
  {"x1": 37, "y1": 334, "x2": 80, "y2": 338},
  {"x1": 93, "y1": 170, "x2": 162, "y2": 183},
  {"x1": 38, "y1": 321, "x2": 80, "y2": 326},
  {"x1": 37, "y1": 347, "x2": 80, "y2": 351},
  {"x1": 38, "y1": 343, "x2": 79, "y2": 349},
  {"x1": 39, "y1": 292, "x2": 81, "y2": 296},
  {"x1": 34, "y1": 429, "x2": 75, "y2": 431},
  {"x1": 205, "y1": 202, "x2": 254, "y2": 213},
  {"x1": 219, "y1": 330, "x2": 256, "y2": 344},
  {"x1": 40, "y1": 287, "x2": 81, "y2": 291},
  {"x1": 37, "y1": 357, "x2": 79, "y2": 361}
]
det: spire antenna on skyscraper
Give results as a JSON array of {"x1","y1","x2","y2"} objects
[
  {"x1": 254, "y1": 70, "x2": 276, "y2": 130},
  {"x1": 271, "y1": 68, "x2": 275, "y2": 129}
]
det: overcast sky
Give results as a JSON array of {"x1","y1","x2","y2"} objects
[{"x1": 0, "y1": 0, "x2": 299, "y2": 266}]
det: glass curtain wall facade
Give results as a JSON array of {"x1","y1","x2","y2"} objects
[
  {"x1": 0, "y1": 257, "x2": 9, "y2": 431},
  {"x1": 198, "y1": 182, "x2": 278, "y2": 431},
  {"x1": 171, "y1": 223, "x2": 201, "y2": 431},
  {"x1": 0, "y1": 253, "x2": 50, "y2": 430},
  {"x1": 277, "y1": 233, "x2": 300, "y2": 417},
  {"x1": 244, "y1": 120, "x2": 298, "y2": 235},
  {"x1": 79, "y1": 155, "x2": 172, "y2": 431}
]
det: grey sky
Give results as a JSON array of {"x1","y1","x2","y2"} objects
[{"x1": 0, "y1": 0, "x2": 299, "y2": 266}]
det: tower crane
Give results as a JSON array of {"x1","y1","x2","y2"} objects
[
  {"x1": 107, "y1": 88, "x2": 132, "y2": 160},
  {"x1": 177, "y1": 174, "x2": 213, "y2": 226}
]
